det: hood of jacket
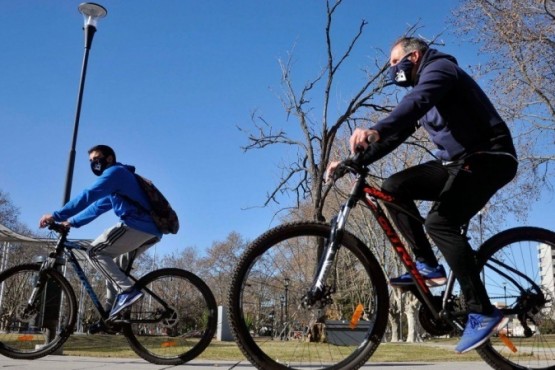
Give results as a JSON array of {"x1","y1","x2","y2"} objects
[{"x1": 414, "y1": 48, "x2": 458, "y2": 85}]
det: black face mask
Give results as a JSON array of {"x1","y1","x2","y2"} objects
[
  {"x1": 388, "y1": 53, "x2": 415, "y2": 87},
  {"x1": 90, "y1": 157, "x2": 109, "y2": 176}
]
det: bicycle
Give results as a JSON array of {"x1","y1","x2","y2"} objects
[
  {"x1": 228, "y1": 156, "x2": 555, "y2": 370},
  {"x1": 0, "y1": 222, "x2": 217, "y2": 365}
]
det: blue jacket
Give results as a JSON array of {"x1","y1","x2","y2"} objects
[
  {"x1": 363, "y1": 48, "x2": 516, "y2": 162},
  {"x1": 52, "y1": 163, "x2": 162, "y2": 238}
]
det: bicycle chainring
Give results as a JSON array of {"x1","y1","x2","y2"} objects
[{"x1": 418, "y1": 296, "x2": 456, "y2": 337}]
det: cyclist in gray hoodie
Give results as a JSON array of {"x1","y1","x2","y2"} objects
[{"x1": 328, "y1": 37, "x2": 517, "y2": 353}]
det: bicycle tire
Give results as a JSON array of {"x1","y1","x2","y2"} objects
[
  {"x1": 121, "y1": 267, "x2": 217, "y2": 365},
  {"x1": 0, "y1": 263, "x2": 77, "y2": 359},
  {"x1": 228, "y1": 221, "x2": 389, "y2": 370},
  {"x1": 474, "y1": 227, "x2": 555, "y2": 370}
]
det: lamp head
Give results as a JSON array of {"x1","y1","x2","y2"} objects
[{"x1": 78, "y1": 2, "x2": 107, "y2": 28}]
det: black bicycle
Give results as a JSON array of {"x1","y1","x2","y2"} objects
[
  {"x1": 228, "y1": 157, "x2": 555, "y2": 370},
  {"x1": 0, "y1": 222, "x2": 217, "y2": 365}
]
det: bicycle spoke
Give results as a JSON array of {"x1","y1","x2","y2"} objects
[
  {"x1": 122, "y1": 268, "x2": 217, "y2": 365},
  {"x1": 476, "y1": 227, "x2": 555, "y2": 370},
  {"x1": 229, "y1": 222, "x2": 388, "y2": 370},
  {"x1": 0, "y1": 264, "x2": 76, "y2": 359}
]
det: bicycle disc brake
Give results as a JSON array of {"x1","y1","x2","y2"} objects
[
  {"x1": 301, "y1": 285, "x2": 335, "y2": 309},
  {"x1": 16, "y1": 303, "x2": 39, "y2": 323},
  {"x1": 161, "y1": 306, "x2": 179, "y2": 328},
  {"x1": 515, "y1": 288, "x2": 548, "y2": 338}
]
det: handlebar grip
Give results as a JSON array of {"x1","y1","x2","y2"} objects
[
  {"x1": 48, "y1": 222, "x2": 70, "y2": 234},
  {"x1": 351, "y1": 150, "x2": 364, "y2": 163},
  {"x1": 366, "y1": 132, "x2": 378, "y2": 144}
]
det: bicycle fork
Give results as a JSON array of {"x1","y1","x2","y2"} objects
[
  {"x1": 18, "y1": 260, "x2": 56, "y2": 323},
  {"x1": 302, "y1": 202, "x2": 352, "y2": 308}
]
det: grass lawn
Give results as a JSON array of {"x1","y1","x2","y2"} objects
[{"x1": 61, "y1": 334, "x2": 483, "y2": 362}]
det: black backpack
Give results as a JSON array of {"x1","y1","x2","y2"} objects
[{"x1": 122, "y1": 172, "x2": 180, "y2": 235}]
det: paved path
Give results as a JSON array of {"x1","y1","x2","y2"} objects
[{"x1": 0, "y1": 355, "x2": 497, "y2": 369}]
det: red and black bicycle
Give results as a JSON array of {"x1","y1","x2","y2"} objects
[{"x1": 228, "y1": 157, "x2": 555, "y2": 370}]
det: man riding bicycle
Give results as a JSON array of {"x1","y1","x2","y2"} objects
[
  {"x1": 327, "y1": 37, "x2": 517, "y2": 353},
  {"x1": 39, "y1": 145, "x2": 162, "y2": 333}
]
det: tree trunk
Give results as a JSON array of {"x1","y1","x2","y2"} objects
[
  {"x1": 404, "y1": 295, "x2": 420, "y2": 342},
  {"x1": 388, "y1": 312, "x2": 400, "y2": 342}
]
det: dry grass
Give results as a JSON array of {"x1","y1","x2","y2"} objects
[{"x1": 61, "y1": 334, "x2": 483, "y2": 362}]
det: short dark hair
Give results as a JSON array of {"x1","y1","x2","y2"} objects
[
  {"x1": 88, "y1": 144, "x2": 116, "y2": 162},
  {"x1": 392, "y1": 37, "x2": 429, "y2": 54}
]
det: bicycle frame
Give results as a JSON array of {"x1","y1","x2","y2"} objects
[
  {"x1": 37, "y1": 228, "x2": 108, "y2": 318},
  {"x1": 308, "y1": 170, "x2": 466, "y2": 330},
  {"x1": 36, "y1": 225, "x2": 170, "y2": 324}
]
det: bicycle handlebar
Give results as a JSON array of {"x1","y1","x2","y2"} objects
[
  {"x1": 330, "y1": 151, "x2": 368, "y2": 182},
  {"x1": 47, "y1": 222, "x2": 70, "y2": 235}
]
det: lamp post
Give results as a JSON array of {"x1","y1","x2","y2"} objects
[
  {"x1": 284, "y1": 277, "x2": 290, "y2": 340},
  {"x1": 44, "y1": 3, "x2": 107, "y2": 343},
  {"x1": 63, "y1": 2, "x2": 107, "y2": 204},
  {"x1": 279, "y1": 295, "x2": 284, "y2": 323}
]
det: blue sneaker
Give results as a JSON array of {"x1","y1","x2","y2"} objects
[
  {"x1": 455, "y1": 308, "x2": 509, "y2": 354},
  {"x1": 108, "y1": 288, "x2": 143, "y2": 319},
  {"x1": 389, "y1": 262, "x2": 447, "y2": 287}
]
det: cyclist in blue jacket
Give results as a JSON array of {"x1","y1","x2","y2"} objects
[
  {"x1": 39, "y1": 144, "x2": 162, "y2": 333},
  {"x1": 328, "y1": 37, "x2": 517, "y2": 353}
]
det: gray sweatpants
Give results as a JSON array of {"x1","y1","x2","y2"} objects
[{"x1": 87, "y1": 223, "x2": 159, "y2": 311}]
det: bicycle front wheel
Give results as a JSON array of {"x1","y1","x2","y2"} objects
[
  {"x1": 228, "y1": 222, "x2": 389, "y2": 370},
  {"x1": 475, "y1": 227, "x2": 555, "y2": 370},
  {"x1": 0, "y1": 263, "x2": 77, "y2": 359},
  {"x1": 122, "y1": 268, "x2": 217, "y2": 365}
]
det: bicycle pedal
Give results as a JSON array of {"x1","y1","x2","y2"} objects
[{"x1": 108, "y1": 318, "x2": 130, "y2": 324}]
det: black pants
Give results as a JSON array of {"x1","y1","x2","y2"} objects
[{"x1": 382, "y1": 153, "x2": 517, "y2": 314}]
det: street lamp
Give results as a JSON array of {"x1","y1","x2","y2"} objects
[
  {"x1": 284, "y1": 277, "x2": 290, "y2": 340},
  {"x1": 279, "y1": 295, "x2": 286, "y2": 340},
  {"x1": 279, "y1": 295, "x2": 285, "y2": 328},
  {"x1": 63, "y1": 2, "x2": 107, "y2": 203},
  {"x1": 46, "y1": 3, "x2": 107, "y2": 343}
]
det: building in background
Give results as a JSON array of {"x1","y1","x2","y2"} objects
[{"x1": 539, "y1": 243, "x2": 555, "y2": 317}]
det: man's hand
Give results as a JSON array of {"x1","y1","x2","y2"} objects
[
  {"x1": 39, "y1": 215, "x2": 71, "y2": 229},
  {"x1": 325, "y1": 160, "x2": 341, "y2": 183},
  {"x1": 349, "y1": 128, "x2": 380, "y2": 154},
  {"x1": 39, "y1": 214, "x2": 54, "y2": 228}
]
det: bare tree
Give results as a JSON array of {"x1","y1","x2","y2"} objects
[
  {"x1": 198, "y1": 232, "x2": 247, "y2": 306},
  {"x1": 240, "y1": 0, "x2": 393, "y2": 223},
  {"x1": 0, "y1": 190, "x2": 32, "y2": 235},
  {"x1": 241, "y1": 0, "x2": 542, "y2": 344},
  {"x1": 452, "y1": 0, "x2": 555, "y2": 182}
]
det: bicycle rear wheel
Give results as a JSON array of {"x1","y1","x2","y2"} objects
[
  {"x1": 228, "y1": 222, "x2": 389, "y2": 370},
  {"x1": 475, "y1": 227, "x2": 555, "y2": 370},
  {"x1": 122, "y1": 268, "x2": 217, "y2": 365},
  {"x1": 0, "y1": 263, "x2": 77, "y2": 359}
]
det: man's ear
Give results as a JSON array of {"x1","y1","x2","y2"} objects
[
  {"x1": 106, "y1": 155, "x2": 115, "y2": 164},
  {"x1": 410, "y1": 50, "x2": 422, "y2": 64}
]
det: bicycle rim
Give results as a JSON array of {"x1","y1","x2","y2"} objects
[
  {"x1": 475, "y1": 227, "x2": 555, "y2": 370},
  {"x1": 122, "y1": 268, "x2": 217, "y2": 365},
  {"x1": 228, "y1": 222, "x2": 389, "y2": 370},
  {"x1": 0, "y1": 264, "x2": 76, "y2": 359}
]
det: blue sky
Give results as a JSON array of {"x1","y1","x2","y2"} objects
[{"x1": 2, "y1": 1, "x2": 553, "y2": 257}]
